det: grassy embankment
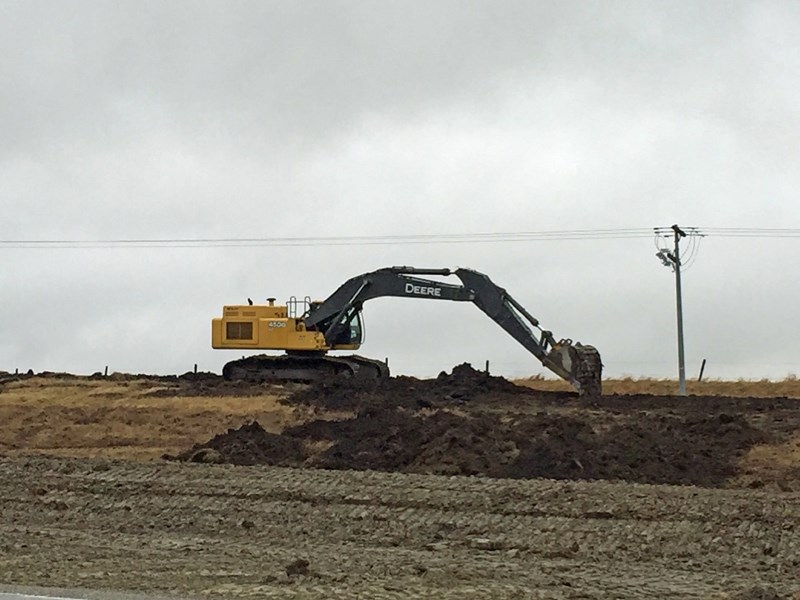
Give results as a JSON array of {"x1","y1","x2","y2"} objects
[
  {"x1": 0, "y1": 376, "x2": 292, "y2": 459},
  {"x1": 516, "y1": 375, "x2": 800, "y2": 398}
]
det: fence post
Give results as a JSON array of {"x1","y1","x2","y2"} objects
[
  {"x1": 485, "y1": 360, "x2": 490, "y2": 374},
  {"x1": 697, "y1": 358, "x2": 707, "y2": 382}
]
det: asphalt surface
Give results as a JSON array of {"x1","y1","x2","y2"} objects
[{"x1": 0, "y1": 588, "x2": 189, "y2": 600}]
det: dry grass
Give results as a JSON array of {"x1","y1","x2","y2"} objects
[
  {"x1": 2, "y1": 377, "x2": 285, "y2": 410},
  {"x1": 0, "y1": 376, "x2": 295, "y2": 460},
  {"x1": 516, "y1": 375, "x2": 800, "y2": 398},
  {"x1": 743, "y1": 436, "x2": 800, "y2": 470},
  {"x1": 734, "y1": 434, "x2": 800, "y2": 489}
]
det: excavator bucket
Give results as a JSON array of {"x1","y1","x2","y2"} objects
[{"x1": 546, "y1": 341, "x2": 603, "y2": 396}]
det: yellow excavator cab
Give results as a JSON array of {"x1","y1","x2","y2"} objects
[{"x1": 212, "y1": 299, "x2": 362, "y2": 352}]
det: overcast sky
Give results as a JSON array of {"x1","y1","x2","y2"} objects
[{"x1": 2, "y1": 0, "x2": 799, "y2": 381}]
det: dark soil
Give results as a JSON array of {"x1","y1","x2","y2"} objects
[
  {"x1": 501, "y1": 412, "x2": 768, "y2": 484},
  {"x1": 171, "y1": 408, "x2": 770, "y2": 485},
  {"x1": 283, "y1": 362, "x2": 537, "y2": 412},
  {"x1": 169, "y1": 421, "x2": 307, "y2": 466},
  {"x1": 171, "y1": 363, "x2": 795, "y2": 487}
]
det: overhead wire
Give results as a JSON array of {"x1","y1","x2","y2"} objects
[
  {"x1": 682, "y1": 232, "x2": 703, "y2": 271},
  {"x1": 0, "y1": 228, "x2": 655, "y2": 249},
  {"x1": 0, "y1": 227, "x2": 798, "y2": 249},
  {"x1": 700, "y1": 228, "x2": 800, "y2": 237}
]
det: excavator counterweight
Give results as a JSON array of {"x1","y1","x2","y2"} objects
[{"x1": 212, "y1": 266, "x2": 602, "y2": 395}]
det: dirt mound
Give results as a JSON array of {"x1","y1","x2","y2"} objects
[
  {"x1": 168, "y1": 364, "x2": 788, "y2": 486},
  {"x1": 286, "y1": 409, "x2": 515, "y2": 476},
  {"x1": 503, "y1": 412, "x2": 769, "y2": 485},
  {"x1": 175, "y1": 408, "x2": 771, "y2": 486},
  {"x1": 168, "y1": 421, "x2": 306, "y2": 466},
  {"x1": 435, "y1": 362, "x2": 532, "y2": 398},
  {"x1": 284, "y1": 362, "x2": 539, "y2": 412}
]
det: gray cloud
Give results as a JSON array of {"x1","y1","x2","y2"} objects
[{"x1": 2, "y1": 1, "x2": 799, "y2": 380}]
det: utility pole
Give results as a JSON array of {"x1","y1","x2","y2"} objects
[
  {"x1": 655, "y1": 224, "x2": 699, "y2": 396},
  {"x1": 671, "y1": 224, "x2": 687, "y2": 395}
]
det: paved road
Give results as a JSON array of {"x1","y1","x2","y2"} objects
[
  {"x1": 0, "y1": 589, "x2": 186, "y2": 600},
  {"x1": 1, "y1": 594, "x2": 80, "y2": 600},
  {"x1": 2, "y1": 456, "x2": 798, "y2": 599}
]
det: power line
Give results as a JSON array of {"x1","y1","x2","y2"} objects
[
  {"x1": 0, "y1": 228, "x2": 654, "y2": 249},
  {"x1": 1, "y1": 226, "x2": 798, "y2": 249},
  {"x1": 701, "y1": 228, "x2": 800, "y2": 237}
]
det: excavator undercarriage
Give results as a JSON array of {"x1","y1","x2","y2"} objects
[
  {"x1": 222, "y1": 353, "x2": 390, "y2": 383},
  {"x1": 213, "y1": 266, "x2": 602, "y2": 395}
]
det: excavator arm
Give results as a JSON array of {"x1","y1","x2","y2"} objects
[{"x1": 304, "y1": 266, "x2": 602, "y2": 395}]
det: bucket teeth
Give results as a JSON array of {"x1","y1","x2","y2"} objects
[
  {"x1": 546, "y1": 342, "x2": 602, "y2": 396},
  {"x1": 574, "y1": 344, "x2": 603, "y2": 397}
]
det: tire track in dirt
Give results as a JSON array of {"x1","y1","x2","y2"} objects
[{"x1": 1, "y1": 456, "x2": 798, "y2": 599}]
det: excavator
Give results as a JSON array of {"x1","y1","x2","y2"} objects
[{"x1": 212, "y1": 266, "x2": 602, "y2": 395}]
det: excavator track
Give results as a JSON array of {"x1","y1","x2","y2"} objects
[
  {"x1": 222, "y1": 354, "x2": 390, "y2": 383},
  {"x1": 574, "y1": 344, "x2": 603, "y2": 396}
]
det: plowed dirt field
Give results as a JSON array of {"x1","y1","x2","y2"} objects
[{"x1": 1, "y1": 368, "x2": 799, "y2": 599}]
